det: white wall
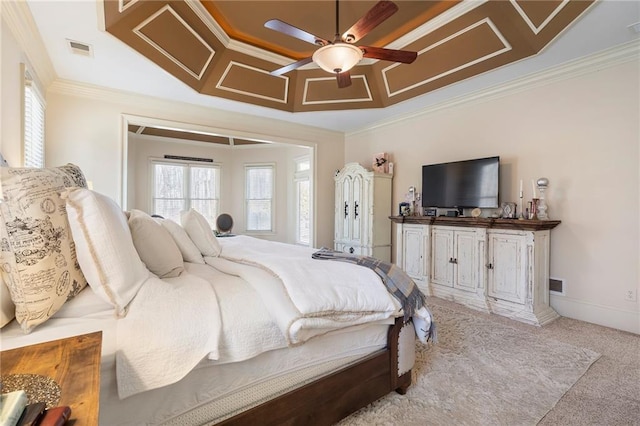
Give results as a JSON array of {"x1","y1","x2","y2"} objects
[
  {"x1": 345, "y1": 58, "x2": 640, "y2": 334},
  {"x1": 129, "y1": 132, "x2": 309, "y2": 243},
  {"x1": 1, "y1": 20, "x2": 24, "y2": 166}
]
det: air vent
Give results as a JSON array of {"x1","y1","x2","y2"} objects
[
  {"x1": 67, "y1": 39, "x2": 93, "y2": 57},
  {"x1": 549, "y1": 278, "x2": 565, "y2": 295},
  {"x1": 164, "y1": 155, "x2": 213, "y2": 163}
]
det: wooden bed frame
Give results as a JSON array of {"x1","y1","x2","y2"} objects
[{"x1": 220, "y1": 317, "x2": 412, "y2": 425}]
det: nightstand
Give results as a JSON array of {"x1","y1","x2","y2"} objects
[{"x1": 0, "y1": 331, "x2": 102, "y2": 425}]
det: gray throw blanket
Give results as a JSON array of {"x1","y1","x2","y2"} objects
[{"x1": 312, "y1": 248, "x2": 433, "y2": 339}]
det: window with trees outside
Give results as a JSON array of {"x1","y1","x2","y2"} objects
[
  {"x1": 245, "y1": 164, "x2": 274, "y2": 232},
  {"x1": 151, "y1": 160, "x2": 220, "y2": 227},
  {"x1": 294, "y1": 156, "x2": 310, "y2": 245}
]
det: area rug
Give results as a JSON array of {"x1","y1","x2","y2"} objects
[{"x1": 339, "y1": 303, "x2": 600, "y2": 426}]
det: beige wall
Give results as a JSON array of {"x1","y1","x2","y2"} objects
[
  {"x1": 41, "y1": 88, "x2": 342, "y2": 249},
  {"x1": 3, "y1": 6, "x2": 638, "y2": 333},
  {"x1": 345, "y1": 59, "x2": 640, "y2": 333},
  {"x1": 1, "y1": 11, "x2": 343, "y2": 247},
  {"x1": 129, "y1": 132, "x2": 309, "y2": 243},
  {"x1": 1, "y1": 22, "x2": 24, "y2": 166}
]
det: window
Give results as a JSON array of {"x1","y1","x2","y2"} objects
[
  {"x1": 151, "y1": 160, "x2": 220, "y2": 226},
  {"x1": 294, "y1": 157, "x2": 311, "y2": 245},
  {"x1": 245, "y1": 164, "x2": 274, "y2": 232},
  {"x1": 23, "y1": 68, "x2": 45, "y2": 167}
]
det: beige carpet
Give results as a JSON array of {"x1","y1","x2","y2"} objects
[{"x1": 339, "y1": 301, "x2": 600, "y2": 426}]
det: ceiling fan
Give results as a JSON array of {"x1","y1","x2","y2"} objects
[{"x1": 264, "y1": 0, "x2": 417, "y2": 88}]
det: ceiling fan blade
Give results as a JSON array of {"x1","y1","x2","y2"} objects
[
  {"x1": 361, "y1": 46, "x2": 417, "y2": 64},
  {"x1": 265, "y1": 19, "x2": 329, "y2": 46},
  {"x1": 336, "y1": 71, "x2": 352, "y2": 88},
  {"x1": 342, "y1": 1, "x2": 398, "y2": 44},
  {"x1": 270, "y1": 57, "x2": 314, "y2": 76}
]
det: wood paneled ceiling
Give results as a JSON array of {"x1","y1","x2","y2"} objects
[
  {"x1": 128, "y1": 124, "x2": 265, "y2": 145},
  {"x1": 104, "y1": 0, "x2": 595, "y2": 113}
]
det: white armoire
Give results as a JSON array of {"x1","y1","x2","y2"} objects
[{"x1": 334, "y1": 163, "x2": 392, "y2": 261}]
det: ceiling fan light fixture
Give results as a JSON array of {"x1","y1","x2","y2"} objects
[{"x1": 312, "y1": 43, "x2": 363, "y2": 74}]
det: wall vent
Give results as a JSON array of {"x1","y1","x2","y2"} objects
[
  {"x1": 67, "y1": 39, "x2": 93, "y2": 57},
  {"x1": 164, "y1": 155, "x2": 213, "y2": 163},
  {"x1": 549, "y1": 277, "x2": 565, "y2": 295}
]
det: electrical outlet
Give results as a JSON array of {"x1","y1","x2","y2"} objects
[{"x1": 624, "y1": 289, "x2": 637, "y2": 302}]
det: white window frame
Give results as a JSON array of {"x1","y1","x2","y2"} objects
[
  {"x1": 149, "y1": 158, "x2": 221, "y2": 226},
  {"x1": 244, "y1": 163, "x2": 275, "y2": 233},
  {"x1": 22, "y1": 65, "x2": 45, "y2": 168},
  {"x1": 293, "y1": 156, "x2": 311, "y2": 246}
]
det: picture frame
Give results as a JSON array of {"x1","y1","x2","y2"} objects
[{"x1": 501, "y1": 202, "x2": 516, "y2": 219}]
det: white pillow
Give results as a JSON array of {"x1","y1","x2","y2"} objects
[
  {"x1": 62, "y1": 188, "x2": 149, "y2": 316},
  {"x1": 128, "y1": 210, "x2": 184, "y2": 278},
  {"x1": 180, "y1": 209, "x2": 221, "y2": 257},
  {"x1": 0, "y1": 163, "x2": 88, "y2": 333},
  {"x1": 159, "y1": 219, "x2": 204, "y2": 264},
  {"x1": 0, "y1": 277, "x2": 15, "y2": 328}
]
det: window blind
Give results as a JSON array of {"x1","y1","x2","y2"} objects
[{"x1": 24, "y1": 72, "x2": 45, "y2": 168}]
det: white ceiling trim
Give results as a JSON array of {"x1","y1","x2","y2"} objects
[
  {"x1": 386, "y1": 0, "x2": 488, "y2": 50},
  {"x1": 133, "y1": 4, "x2": 215, "y2": 81},
  {"x1": 1, "y1": 0, "x2": 56, "y2": 88},
  {"x1": 302, "y1": 75, "x2": 373, "y2": 105},
  {"x1": 185, "y1": 0, "x2": 229, "y2": 45},
  {"x1": 510, "y1": 0, "x2": 570, "y2": 35},
  {"x1": 118, "y1": 0, "x2": 138, "y2": 13},
  {"x1": 382, "y1": 18, "x2": 511, "y2": 98},
  {"x1": 216, "y1": 61, "x2": 288, "y2": 104}
]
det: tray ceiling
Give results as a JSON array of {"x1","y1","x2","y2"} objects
[{"x1": 103, "y1": 0, "x2": 596, "y2": 113}]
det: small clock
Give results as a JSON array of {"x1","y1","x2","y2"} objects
[{"x1": 471, "y1": 208, "x2": 482, "y2": 218}]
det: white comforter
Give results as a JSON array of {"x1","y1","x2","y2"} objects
[
  {"x1": 115, "y1": 273, "x2": 221, "y2": 399},
  {"x1": 206, "y1": 236, "x2": 401, "y2": 345}
]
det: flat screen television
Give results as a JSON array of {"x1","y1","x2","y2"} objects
[{"x1": 422, "y1": 156, "x2": 499, "y2": 209}]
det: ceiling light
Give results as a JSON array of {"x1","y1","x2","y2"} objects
[{"x1": 312, "y1": 43, "x2": 363, "y2": 74}]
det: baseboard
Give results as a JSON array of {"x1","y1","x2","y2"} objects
[{"x1": 550, "y1": 295, "x2": 639, "y2": 335}]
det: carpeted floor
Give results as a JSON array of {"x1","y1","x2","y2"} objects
[{"x1": 339, "y1": 297, "x2": 640, "y2": 426}]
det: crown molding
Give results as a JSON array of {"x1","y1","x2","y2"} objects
[
  {"x1": 47, "y1": 79, "x2": 341, "y2": 143},
  {"x1": 45, "y1": 40, "x2": 639, "y2": 139},
  {"x1": 387, "y1": 0, "x2": 487, "y2": 50},
  {"x1": 2, "y1": 0, "x2": 57, "y2": 87},
  {"x1": 348, "y1": 39, "x2": 640, "y2": 136}
]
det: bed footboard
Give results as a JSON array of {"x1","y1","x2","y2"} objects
[{"x1": 218, "y1": 317, "x2": 414, "y2": 426}]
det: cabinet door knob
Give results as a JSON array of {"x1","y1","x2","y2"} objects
[
  {"x1": 486, "y1": 263, "x2": 493, "y2": 269},
  {"x1": 449, "y1": 257, "x2": 454, "y2": 263},
  {"x1": 344, "y1": 202, "x2": 349, "y2": 218},
  {"x1": 349, "y1": 247, "x2": 355, "y2": 254},
  {"x1": 354, "y1": 201, "x2": 359, "y2": 219}
]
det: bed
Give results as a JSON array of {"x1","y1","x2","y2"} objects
[{"x1": 0, "y1": 164, "x2": 433, "y2": 425}]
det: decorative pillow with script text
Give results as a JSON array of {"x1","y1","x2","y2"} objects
[{"x1": 0, "y1": 164, "x2": 88, "y2": 333}]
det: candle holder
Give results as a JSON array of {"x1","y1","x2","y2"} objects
[
  {"x1": 536, "y1": 177, "x2": 549, "y2": 220},
  {"x1": 518, "y1": 192, "x2": 524, "y2": 220},
  {"x1": 530, "y1": 198, "x2": 539, "y2": 220}
]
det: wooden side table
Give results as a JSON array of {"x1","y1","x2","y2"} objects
[{"x1": 0, "y1": 331, "x2": 102, "y2": 425}]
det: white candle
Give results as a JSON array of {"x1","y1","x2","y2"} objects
[
  {"x1": 519, "y1": 179, "x2": 523, "y2": 197},
  {"x1": 531, "y1": 180, "x2": 537, "y2": 198}
]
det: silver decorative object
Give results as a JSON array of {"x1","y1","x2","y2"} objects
[{"x1": 536, "y1": 177, "x2": 549, "y2": 220}]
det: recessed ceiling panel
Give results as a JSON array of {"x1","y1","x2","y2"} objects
[
  {"x1": 303, "y1": 75, "x2": 373, "y2": 105},
  {"x1": 216, "y1": 61, "x2": 288, "y2": 104},
  {"x1": 134, "y1": 5, "x2": 214, "y2": 80},
  {"x1": 103, "y1": 0, "x2": 597, "y2": 113},
  {"x1": 384, "y1": 18, "x2": 510, "y2": 97}
]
